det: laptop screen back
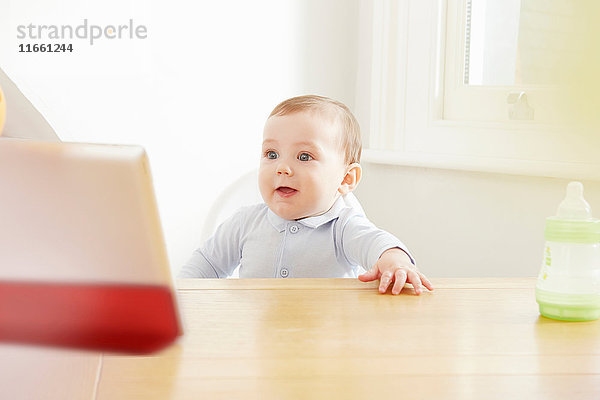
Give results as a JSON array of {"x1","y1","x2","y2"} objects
[{"x1": 0, "y1": 138, "x2": 181, "y2": 353}]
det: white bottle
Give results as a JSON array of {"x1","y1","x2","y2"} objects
[{"x1": 536, "y1": 182, "x2": 600, "y2": 321}]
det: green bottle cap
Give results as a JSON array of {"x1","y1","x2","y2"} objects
[
  {"x1": 544, "y1": 182, "x2": 600, "y2": 244},
  {"x1": 545, "y1": 217, "x2": 600, "y2": 243}
]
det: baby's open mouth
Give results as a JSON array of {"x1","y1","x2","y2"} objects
[{"x1": 276, "y1": 186, "x2": 298, "y2": 197}]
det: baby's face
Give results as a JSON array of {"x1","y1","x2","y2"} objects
[{"x1": 259, "y1": 111, "x2": 348, "y2": 220}]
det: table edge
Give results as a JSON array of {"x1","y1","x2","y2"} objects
[{"x1": 175, "y1": 277, "x2": 538, "y2": 291}]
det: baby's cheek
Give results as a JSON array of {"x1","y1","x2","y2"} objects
[{"x1": 257, "y1": 176, "x2": 271, "y2": 200}]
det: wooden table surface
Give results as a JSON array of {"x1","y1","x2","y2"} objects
[{"x1": 3, "y1": 278, "x2": 600, "y2": 399}]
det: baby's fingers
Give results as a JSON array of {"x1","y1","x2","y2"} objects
[
  {"x1": 358, "y1": 264, "x2": 380, "y2": 282},
  {"x1": 418, "y1": 272, "x2": 435, "y2": 291},
  {"x1": 391, "y1": 269, "x2": 407, "y2": 295},
  {"x1": 407, "y1": 269, "x2": 422, "y2": 295},
  {"x1": 378, "y1": 271, "x2": 394, "y2": 293}
]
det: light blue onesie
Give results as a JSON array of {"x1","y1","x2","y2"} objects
[{"x1": 179, "y1": 196, "x2": 413, "y2": 278}]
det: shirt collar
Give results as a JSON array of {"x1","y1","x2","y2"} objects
[{"x1": 266, "y1": 196, "x2": 349, "y2": 232}]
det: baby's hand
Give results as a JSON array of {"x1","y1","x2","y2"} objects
[{"x1": 358, "y1": 248, "x2": 434, "y2": 295}]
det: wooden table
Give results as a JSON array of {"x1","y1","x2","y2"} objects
[{"x1": 2, "y1": 278, "x2": 600, "y2": 399}]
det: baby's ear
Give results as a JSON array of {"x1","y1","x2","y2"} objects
[{"x1": 339, "y1": 163, "x2": 362, "y2": 195}]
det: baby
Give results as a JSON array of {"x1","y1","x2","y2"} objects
[{"x1": 179, "y1": 95, "x2": 433, "y2": 295}]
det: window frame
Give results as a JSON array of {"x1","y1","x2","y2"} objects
[{"x1": 359, "y1": 0, "x2": 600, "y2": 181}]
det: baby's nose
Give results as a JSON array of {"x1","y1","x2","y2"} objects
[{"x1": 276, "y1": 163, "x2": 292, "y2": 176}]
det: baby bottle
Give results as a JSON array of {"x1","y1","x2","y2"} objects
[{"x1": 536, "y1": 181, "x2": 600, "y2": 321}]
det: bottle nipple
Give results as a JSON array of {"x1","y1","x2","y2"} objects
[{"x1": 556, "y1": 181, "x2": 592, "y2": 219}]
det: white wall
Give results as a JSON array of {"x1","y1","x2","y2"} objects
[
  {"x1": 351, "y1": 0, "x2": 600, "y2": 278},
  {"x1": 5, "y1": 0, "x2": 597, "y2": 279},
  {"x1": 355, "y1": 163, "x2": 600, "y2": 278},
  {"x1": 0, "y1": 0, "x2": 360, "y2": 273}
]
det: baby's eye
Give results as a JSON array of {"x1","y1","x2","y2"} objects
[
  {"x1": 298, "y1": 153, "x2": 313, "y2": 162},
  {"x1": 265, "y1": 150, "x2": 278, "y2": 159}
]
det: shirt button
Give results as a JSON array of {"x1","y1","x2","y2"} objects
[
  {"x1": 280, "y1": 268, "x2": 289, "y2": 278},
  {"x1": 289, "y1": 225, "x2": 299, "y2": 234}
]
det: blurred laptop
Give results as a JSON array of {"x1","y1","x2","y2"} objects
[{"x1": 0, "y1": 138, "x2": 182, "y2": 353}]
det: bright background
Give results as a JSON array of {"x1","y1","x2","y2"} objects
[
  {"x1": 2, "y1": 0, "x2": 599, "y2": 278},
  {"x1": 0, "y1": 0, "x2": 362, "y2": 273}
]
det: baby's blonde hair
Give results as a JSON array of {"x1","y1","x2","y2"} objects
[{"x1": 269, "y1": 95, "x2": 361, "y2": 165}]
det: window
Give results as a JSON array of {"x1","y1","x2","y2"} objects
[
  {"x1": 445, "y1": 0, "x2": 587, "y2": 122},
  {"x1": 360, "y1": 0, "x2": 600, "y2": 180}
]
